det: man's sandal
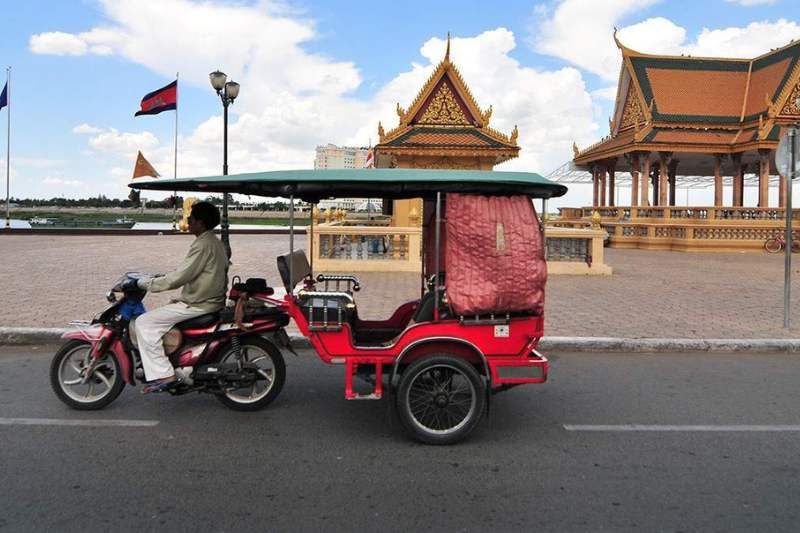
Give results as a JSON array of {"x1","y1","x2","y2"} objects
[{"x1": 141, "y1": 377, "x2": 180, "y2": 394}]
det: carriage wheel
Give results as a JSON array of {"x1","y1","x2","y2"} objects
[{"x1": 395, "y1": 354, "x2": 486, "y2": 445}]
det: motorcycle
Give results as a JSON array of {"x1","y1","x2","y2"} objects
[{"x1": 50, "y1": 273, "x2": 290, "y2": 411}]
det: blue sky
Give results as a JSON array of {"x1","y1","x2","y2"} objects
[{"x1": 0, "y1": 0, "x2": 797, "y2": 207}]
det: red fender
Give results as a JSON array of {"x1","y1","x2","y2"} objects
[{"x1": 61, "y1": 326, "x2": 135, "y2": 385}]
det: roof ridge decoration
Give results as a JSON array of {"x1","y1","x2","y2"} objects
[{"x1": 380, "y1": 34, "x2": 518, "y2": 147}]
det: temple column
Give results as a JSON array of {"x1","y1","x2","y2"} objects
[
  {"x1": 652, "y1": 163, "x2": 660, "y2": 207},
  {"x1": 658, "y1": 152, "x2": 670, "y2": 206},
  {"x1": 732, "y1": 153, "x2": 743, "y2": 207},
  {"x1": 758, "y1": 149, "x2": 770, "y2": 208},
  {"x1": 668, "y1": 159, "x2": 679, "y2": 206},
  {"x1": 607, "y1": 160, "x2": 616, "y2": 207},
  {"x1": 640, "y1": 153, "x2": 650, "y2": 207},
  {"x1": 713, "y1": 154, "x2": 723, "y2": 207},
  {"x1": 600, "y1": 167, "x2": 607, "y2": 207},
  {"x1": 630, "y1": 153, "x2": 640, "y2": 207},
  {"x1": 592, "y1": 166, "x2": 599, "y2": 207}
]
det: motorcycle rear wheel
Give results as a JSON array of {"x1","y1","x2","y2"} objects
[
  {"x1": 215, "y1": 336, "x2": 286, "y2": 412},
  {"x1": 50, "y1": 340, "x2": 125, "y2": 410}
]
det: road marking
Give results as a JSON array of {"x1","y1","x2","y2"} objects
[
  {"x1": 564, "y1": 424, "x2": 800, "y2": 432},
  {"x1": 0, "y1": 417, "x2": 159, "y2": 428}
]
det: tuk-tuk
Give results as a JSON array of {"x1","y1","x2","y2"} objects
[{"x1": 132, "y1": 168, "x2": 567, "y2": 444}]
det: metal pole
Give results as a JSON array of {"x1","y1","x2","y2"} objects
[
  {"x1": 542, "y1": 197, "x2": 548, "y2": 261},
  {"x1": 5, "y1": 67, "x2": 10, "y2": 228},
  {"x1": 221, "y1": 94, "x2": 231, "y2": 259},
  {"x1": 309, "y1": 202, "x2": 314, "y2": 276},
  {"x1": 786, "y1": 127, "x2": 796, "y2": 329},
  {"x1": 173, "y1": 72, "x2": 178, "y2": 230},
  {"x1": 433, "y1": 192, "x2": 441, "y2": 322},
  {"x1": 289, "y1": 194, "x2": 295, "y2": 295}
]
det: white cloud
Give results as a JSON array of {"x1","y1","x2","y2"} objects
[
  {"x1": 42, "y1": 177, "x2": 85, "y2": 188},
  {"x1": 725, "y1": 0, "x2": 777, "y2": 5},
  {"x1": 686, "y1": 19, "x2": 800, "y2": 58},
  {"x1": 531, "y1": 0, "x2": 663, "y2": 81},
  {"x1": 591, "y1": 86, "x2": 619, "y2": 101},
  {"x1": 72, "y1": 123, "x2": 103, "y2": 135},
  {"x1": 29, "y1": 31, "x2": 88, "y2": 55},
  {"x1": 88, "y1": 128, "x2": 159, "y2": 153},
  {"x1": 532, "y1": 0, "x2": 800, "y2": 81}
]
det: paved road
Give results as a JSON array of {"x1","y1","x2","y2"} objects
[{"x1": 2, "y1": 346, "x2": 800, "y2": 532}]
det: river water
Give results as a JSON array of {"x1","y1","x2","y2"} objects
[{"x1": 4, "y1": 219, "x2": 303, "y2": 230}]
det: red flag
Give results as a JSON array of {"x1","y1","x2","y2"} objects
[{"x1": 135, "y1": 80, "x2": 177, "y2": 117}]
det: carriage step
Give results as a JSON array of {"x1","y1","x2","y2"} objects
[
  {"x1": 347, "y1": 392, "x2": 382, "y2": 401},
  {"x1": 344, "y1": 358, "x2": 384, "y2": 400}
]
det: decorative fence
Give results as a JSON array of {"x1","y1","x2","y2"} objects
[
  {"x1": 310, "y1": 222, "x2": 612, "y2": 275},
  {"x1": 310, "y1": 222, "x2": 423, "y2": 272},
  {"x1": 560, "y1": 206, "x2": 800, "y2": 221}
]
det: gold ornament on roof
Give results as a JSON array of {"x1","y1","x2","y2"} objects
[
  {"x1": 396, "y1": 102, "x2": 405, "y2": 118},
  {"x1": 620, "y1": 90, "x2": 645, "y2": 129},
  {"x1": 572, "y1": 142, "x2": 580, "y2": 158},
  {"x1": 781, "y1": 81, "x2": 800, "y2": 115},
  {"x1": 378, "y1": 121, "x2": 385, "y2": 143},
  {"x1": 418, "y1": 82, "x2": 469, "y2": 125},
  {"x1": 481, "y1": 105, "x2": 492, "y2": 124},
  {"x1": 510, "y1": 125, "x2": 518, "y2": 145}
]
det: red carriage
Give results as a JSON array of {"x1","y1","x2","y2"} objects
[{"x1": 133, "y1": 168, "x2": 567, "y2": 444}]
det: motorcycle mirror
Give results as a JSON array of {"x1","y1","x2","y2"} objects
[{"x1": 106, "y1": 291, "x2": 117, "y2": 303}]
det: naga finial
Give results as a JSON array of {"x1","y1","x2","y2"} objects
[
  {"x1": 378, "y1": 121, "x2": 385, "y2": 142},
  {"x1": 510, "y1": 125, "x2": 519, "y2": 145}
]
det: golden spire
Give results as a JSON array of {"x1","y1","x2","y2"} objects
[{"x1": 445, "y1": 32, "x2": 451, "y2": 62}]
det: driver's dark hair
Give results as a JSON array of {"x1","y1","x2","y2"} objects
[{"x1": 191, "y1": 201, "x2": 220, "y2": 230}]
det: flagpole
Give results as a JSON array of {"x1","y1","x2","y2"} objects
[
  {"x1": 172, "y1": 72, "x2": 178, "y2": 230},
  {"x1": 4, "y1": 67, "x2": 10, "y2": 229}
]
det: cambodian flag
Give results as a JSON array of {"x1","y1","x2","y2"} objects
[
  {"x1": 134, "y1": 80, "x2": 177, "y2": 117},
  {"x1": 0, "y1": 82, "x2": 7, "y2": 110}
]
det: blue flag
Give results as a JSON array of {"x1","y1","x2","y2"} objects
[{"x1": 0, "y1": 83, "x2": 6, "y2": 110}]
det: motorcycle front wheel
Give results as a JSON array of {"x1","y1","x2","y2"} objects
[
  {"x1": 215, "y1": 336, "x2": 286, "y2": 412},
  {"x1": 50, "y1": 340, "x2": 125, "y2": 410}
]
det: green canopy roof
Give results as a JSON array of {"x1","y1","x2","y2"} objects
[{"x1": 129, "y1": 168, "x2": 567, "y2": 201}]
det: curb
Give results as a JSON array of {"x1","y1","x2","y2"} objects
[{"x1": 2, "y1": 327, "x2": 800, "y2": 353}]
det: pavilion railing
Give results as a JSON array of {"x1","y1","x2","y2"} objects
[
  {"x1": 559, "y1": 206, "x2": 800, "y2": 221},
  {"x1": 310, "y1": 222, "x2": 423, "y2": 273}
]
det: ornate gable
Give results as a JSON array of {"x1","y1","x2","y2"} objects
[
  {"x1": 415, "y1": 77, "x2": 474, "y2": 125},
  {"x1": 619, "y1": 86, "x2": 645, "y2": 130},
  {"x1": 779, "y1": 79, "x2": 800, "y2": 116}
]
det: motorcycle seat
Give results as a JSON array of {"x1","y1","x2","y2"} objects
[{"x1": 176, "y1": 312, "x2": 220, "y2": 329}]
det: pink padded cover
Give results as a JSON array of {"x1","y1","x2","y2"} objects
[{"x1": 444, "y1": 194, "x2": 546, "y2": 316}]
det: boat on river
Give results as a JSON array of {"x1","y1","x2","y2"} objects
[{"x1": 28, "y1": 217, "x2": 136, "y2": 229}]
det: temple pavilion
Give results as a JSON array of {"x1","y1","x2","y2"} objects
[
  {"x1": 374, "y1": 36, "x2": 519, "y2": 224},
  {"x1": 554, "y1": 34, "x2": 800, "y2": 252}
]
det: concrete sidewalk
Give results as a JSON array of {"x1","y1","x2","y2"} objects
[{"x1": 2, "y1": 233, "x2": 800, "y2": 345}]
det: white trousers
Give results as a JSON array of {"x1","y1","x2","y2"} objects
[{"x1": 135, "y1": 302, "x2": 208, "y2": 381}]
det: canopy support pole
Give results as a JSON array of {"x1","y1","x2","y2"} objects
[
  {"x1": 289, "y1": 194, "x2": 294, "y2": 296},
  {"x1": 434, "y1": 192, "x2": 441, "y2": 322}
]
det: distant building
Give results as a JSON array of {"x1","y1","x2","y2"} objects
[
  {"x1": 314, "y1": 144, "x2": 370, "y2": 169},
  {"x1": 313, "y1": 144, "x2": 379, "y2": 211}
]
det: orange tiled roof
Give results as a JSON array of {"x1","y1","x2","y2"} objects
[{"x1": 574, "y1": 37, "x2": 800, "y2": 166}]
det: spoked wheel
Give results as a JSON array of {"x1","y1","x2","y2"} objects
[
  {"x1": 792, "y1": 241, "x2": 800, "y2": 254},
  {"x1": 395, "y1": 355, "x2": 486, "y2": 445},
  {"x1": 215, "y1": 336, "x2": 286, "y2": 412},
  {"x1": 765, "y1": 238, "x2": 783, "y2": 254},
  {"x1": 50, "y1": 340, "x2": 125, "y2": 410}
]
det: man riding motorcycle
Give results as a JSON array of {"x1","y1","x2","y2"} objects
[{"x1": 126, "y1": 201, "x2": 228, "y2": 393}]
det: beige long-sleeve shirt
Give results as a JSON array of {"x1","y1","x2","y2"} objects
[{"x1": 142, "y1": 230, "x2": 229, "y2": 312}]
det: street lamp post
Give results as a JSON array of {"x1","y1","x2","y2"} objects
[{"x1": 209, "y1": 70, "x2": 240, "y2": 259}]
